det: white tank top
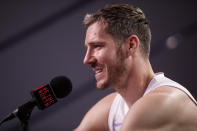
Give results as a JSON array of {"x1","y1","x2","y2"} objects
[{"x1": 108, "y1": 73, "x2": 197, "y2": 131}]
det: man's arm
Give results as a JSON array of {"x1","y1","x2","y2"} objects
[
  {"x1": 74, "y1": 92, "x2": 117, "y2": 131},
  {"x1": 120, "y1": 86, "x2": 195, "y2": 131}
]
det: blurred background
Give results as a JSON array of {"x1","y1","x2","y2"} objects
[{"x1": 0, "y1": 0, "x2": 197, "y2": 130}]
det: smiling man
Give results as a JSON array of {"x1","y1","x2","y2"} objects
[{"x1": 75, "y1": 4, "x2": 197, "y2": 131}]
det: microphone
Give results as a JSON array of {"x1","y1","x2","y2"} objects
[{"x1": 0, "y1": 76, "x2": 72, "y2": 125}]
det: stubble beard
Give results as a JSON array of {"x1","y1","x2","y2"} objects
[{"x1": 97, "y1": 48, "x2": 127, "y2": 90}]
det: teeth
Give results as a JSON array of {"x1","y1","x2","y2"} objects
[{"x1": 96, "y1": 70, "x2": 102, "y2": 74}]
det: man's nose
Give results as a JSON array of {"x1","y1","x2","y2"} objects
[{"x1": 83, "y1": 49, "x2": 96, "y2": 65}]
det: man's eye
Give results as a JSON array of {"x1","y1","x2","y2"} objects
[
  {"x1": 94, "y1": 45, "x2": 100, "y2": 48},
  {"x1": 93, "y1": 45, "x2": 102, "y2": 49}
]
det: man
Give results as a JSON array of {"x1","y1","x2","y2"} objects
[{"x1": 75, "y1": 4, "x2": 197, "y2": 131}]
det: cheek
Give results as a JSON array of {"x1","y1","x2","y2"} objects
[
  {"x1": 100, "y1": 53, "x2": 117, "y2": 67},
  {"x1": 96, "y1": 49, "x2": 117, "y2": 64}
]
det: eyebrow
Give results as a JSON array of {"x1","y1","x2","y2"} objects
[{"x1": 85, "y1": 41, "x2": 105, "y2": 47}]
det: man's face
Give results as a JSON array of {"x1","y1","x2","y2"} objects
[{"x1": 83, "y1": 21, "x2": 127, "y2": 90}]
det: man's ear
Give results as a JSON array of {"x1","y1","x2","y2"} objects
[{"x1": 127, "y1": 35, "x2": 140, "y2": 56}]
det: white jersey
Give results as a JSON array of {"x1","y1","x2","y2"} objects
[{"x1": 108, "y1": 73, "x2": 197, "y2": 131}]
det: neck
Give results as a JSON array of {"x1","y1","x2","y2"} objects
[{"x1": 115, "y1": 58, "x2": 155, "y2": 108}]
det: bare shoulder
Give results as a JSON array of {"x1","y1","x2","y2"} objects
[
  {"x1": 75, "y1": 92, "x2": 117, "y2": 131},
  {"x1": 121, "y1": 86, "x2": 197, "y2": 131}
]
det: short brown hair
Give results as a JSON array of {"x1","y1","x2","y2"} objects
[{"x1": 83, "y1": 4, "x2": 151, "y2": 58}]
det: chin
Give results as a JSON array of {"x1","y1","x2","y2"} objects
[
  {"x1": 96, "y1": 80, "x2": 111, "y2": 90},
  {"x1": 96, "y1": 82, "x2": 104, "y2": 90}
]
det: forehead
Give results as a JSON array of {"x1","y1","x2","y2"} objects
[{"x1": 85, "y1": 21, "x2": 115, "y2": 46}]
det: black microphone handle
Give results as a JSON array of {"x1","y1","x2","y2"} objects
[
  {"x1": 16, "y1": 99, "x2": 36, "y2": 122},
  {"x1": 0, "y1": 99, "x2": 36, "y2": 126},
  {"x1": 0, "y1": 109, "x2": 17, "y2": 126}
]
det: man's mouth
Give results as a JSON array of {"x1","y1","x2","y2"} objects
[
  {"x1": 95, "y1": 69, "x2": 102, "y2": 74},
  {"x1": 93, "y1": 66, "x2": 104, "y2": 80}
]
